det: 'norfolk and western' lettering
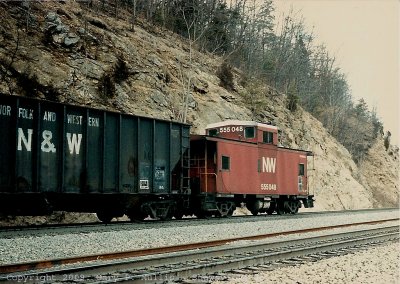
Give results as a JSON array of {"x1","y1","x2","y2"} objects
[
  {"x1": 1, "y1": 106, "x2": 56, "y2": 121},
  {"x1": 0, "y1": 106, "x2": 35, "y2": 119},
  {"x1": 1, "y1": 103, "x2": 100, "y2": 154},
  {"x1": 0, "y1": 105, "x2": 11, "y2": 116},
  {"x1": 67, "y1": 114, "x2": 100, "y2": 128}
]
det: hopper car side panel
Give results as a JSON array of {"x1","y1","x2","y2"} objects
[{"x1": 0, "y1": 95, "x2": 189, "y2": 216}]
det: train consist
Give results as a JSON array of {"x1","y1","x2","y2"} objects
[{"x1": 0, "y1": 96, "x2": 314, "y2": 222}]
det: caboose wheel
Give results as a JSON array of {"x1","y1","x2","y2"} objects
[
  {"x1": 96, "y1": 212, "x2": 113, "y2": 223},
  {"x1": 227, "y1": 207, "x2": 234, "y2": 217},
  {"x1": 174, "y1": 212, "x2": 184, "y2": 220},
  {"x1": 251, "y1": 210, "x2": 259, "y2": 216},
  {"x1": 216, "y1": 201, "x2": 235, "y2": 217},
  {"x1": 276, "y1": 202, "x2": 285, "y2": 215},
  {"x1": 266, "y1": 203, "x2": 276, "y2": 215},
  {"x1": 288, "y1": 200, "x2": 300, "y2": 214}
]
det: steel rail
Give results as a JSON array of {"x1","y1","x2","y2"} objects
[
  {"x1": 1, "y1": 224, "x2": 398, "y2": 284},
  {"x1": 0, "y1": 217, "x2": 398, "y2": 276},
  {"x1": 126, "y1": 227, "x2": 399, "y2": 284}
]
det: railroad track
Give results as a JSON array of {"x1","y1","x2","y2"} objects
[
  {"x1": 0, "y1": 207, "x2": 397, "y2": 238},
  {"x1": 0, "y1": 218, "x2": 398, "y2": 283},
  {"x1": 0, "y1": 214, "x2": 292, "y2": 239}
]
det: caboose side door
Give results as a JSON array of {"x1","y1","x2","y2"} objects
[
  {"x1": 297, "y1": 155, "x2": 308, "y2": 195},
  {"x1": 190, "y1": 139, "x2": 217, "y2": 194},
  {"x1": 203, "y1": 140, "x2": 217, "y2": 193}
]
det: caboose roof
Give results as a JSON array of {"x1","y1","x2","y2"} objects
[{"x1": 206, "y1": 120, "x2": 278, "y2": 131}]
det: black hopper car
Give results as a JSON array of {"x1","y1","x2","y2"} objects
[{"x1": 0, "y1": 95, "x2": 191, "y2": 222}]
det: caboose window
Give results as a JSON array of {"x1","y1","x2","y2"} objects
[
  {"x1": 222, "y1": 156, "x2": 230, "y2": 170},
  {"x1": 263, "y1": 131, "x2": 273, "y2": 143},
  {"x1": 244, "y1": 127, "x2": 255, "y2": 138},
  {"x1": 299, "y1": 164, "x2": 305, "y2": 176},
  {"x1": 208, "y1": 128, "x2": 218, "y2": 136},
  {"x1": 298, "y1": 176, "x2": 303, "y2": 191}
]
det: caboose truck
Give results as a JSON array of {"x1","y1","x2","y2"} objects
[{"x1": 190, "y1": 120, "x2": 314, "y2": 217}]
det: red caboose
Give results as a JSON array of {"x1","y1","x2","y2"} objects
[{"x1": 190, "y1": 120, "x2": 314, "y2": 217}]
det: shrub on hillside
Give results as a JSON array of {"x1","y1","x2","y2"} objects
[
  {"x1": 286, "y1": 82, "x2": 298, "y2": 112},
  {"x1": 217, "y1": 61, "x2": 234, "y2": 91},
  {"x1": 384, "y1": 131, "x2": 391, "y2": 151},
  {"x1": 98, "y1": 56, "x2": 129, "y2": 99},
  {"x1": 114, "y1": 56, "x2": 129, "y2": 84},
  {"x1": 98, "y1": 72, "x2": 116, "y2": 99}
]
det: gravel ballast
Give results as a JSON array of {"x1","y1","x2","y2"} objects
[
  {"x1": 212, "y1": 242, "x2": 400, "y2": 284},
  {"x1": 0, "y1": 209, "x2": 398, "y2": 265}
]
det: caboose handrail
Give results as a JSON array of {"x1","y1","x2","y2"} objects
[{"x1": 200, "y1": 173, "x2": 217, "y2": 193}]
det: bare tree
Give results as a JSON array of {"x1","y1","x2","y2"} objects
[
  {"x1": 178, "y1": 2, "x2": 210, "y2": 123},
  {"x1": 130, "y1": 0, "x2": 137, "y2": 32},
  {"x1": 0, "y1": 22, "x2": 21, "y2": 95}
]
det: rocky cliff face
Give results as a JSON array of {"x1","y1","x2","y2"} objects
[
  {"x1": 0, "y1": 1, "x2": 398, "y2": 221},
  {"x1": 359, "y1": 141, "x2": 399, "y2": 208}
]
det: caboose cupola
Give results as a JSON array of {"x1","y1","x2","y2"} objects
[{"x1": 205, "y1": 120, "x2": 278, "y2": 145}]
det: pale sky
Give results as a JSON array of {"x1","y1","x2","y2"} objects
[{"x1": 273, "y1": 0, "x2": 399, "y2": 145}]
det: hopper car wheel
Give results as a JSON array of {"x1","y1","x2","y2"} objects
[
  {"x1": 159, "y1": 211, "x2": 173, "y2": 221},
  {"x1": 174, "y1": 212, "x2": 184, "y2": 220},
  {"x1": 128, "y1": 214, "x2": 141, "y2": 222},
  {"x1": 128, "y1": 211, "x2": 147, "y2": 222},
  {"x1": 96, "y1": 212, "x2": 113, "y2": 223},
  {"x1": 214, "y1": 212, "x2": 222, "y2": 218},
  {"x1": 127, "y1": 207, "x2": 148, "y2": 222},
  {"x1": 196, "y1": 211, "x2": 211, "y2": 219}
]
